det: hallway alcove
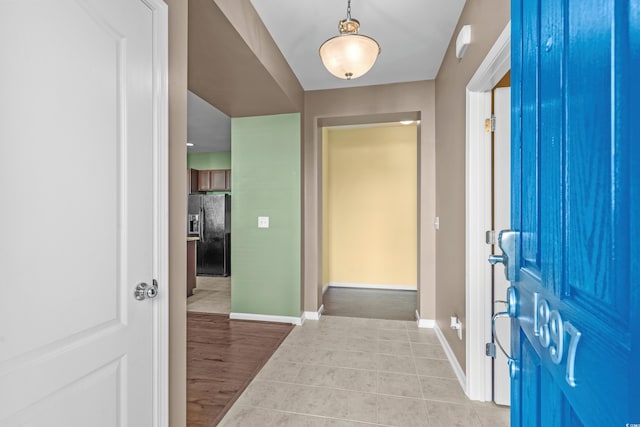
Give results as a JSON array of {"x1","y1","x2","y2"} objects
[{"x1": 321, "y1": 122, "x2": 419, "y2": 322}]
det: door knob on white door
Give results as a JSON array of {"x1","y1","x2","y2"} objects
[{"x1": 134, "y1": 280, "x2": 159, "y2": 300}]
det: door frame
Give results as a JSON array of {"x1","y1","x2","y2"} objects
[
  {"x1": 146, "y1": 0, "x2": 170, "y2": 425},
  {"x1": 465, "y1": 22, "x2": 510, "y2": 401}
]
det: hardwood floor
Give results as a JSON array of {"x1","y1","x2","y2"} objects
[
  {"x1": 187, "y1": 312, "x2": 293, "y2": 426},
  {"x1": 322, "y1": 287, "x2": 417, "y2": 321}
]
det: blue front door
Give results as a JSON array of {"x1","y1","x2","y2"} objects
[{"x1": 510, "y1": 0, "x2": 639, "y2": 425}]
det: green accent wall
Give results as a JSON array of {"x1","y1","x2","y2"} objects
[
  {"x1": 231, "y1": 113, "x2": 301, "y2": 317},
  {"x1": 187, "y1": 151, "x2": 231, "y2": 170}
]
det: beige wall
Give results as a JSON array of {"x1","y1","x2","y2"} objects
[
  {"x1": 167, "y1": 0, "x2": 187, "y2": 425},
  {"x1": 434, "y1": 0, "x2": 510, "y2": 371},
  {"x1": 324, "y1": 125, "x2": 418, "y2": 288},
  {"x1": 188, "y1": 0, "x2": 303, "y2": 117},
  {"x1": 303, "y1": 82, "x2": 435, "y2": 320}
]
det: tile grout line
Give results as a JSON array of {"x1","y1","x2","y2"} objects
[
  {"x1": 253, "y1": 378, "x2": 432, "y2": 404},
  {"x1": 408, "y1": 329, "x2": 433, "y2": 426},
  {"x1": 229, "y1": 405, "x2": 395, "y2": 427}
]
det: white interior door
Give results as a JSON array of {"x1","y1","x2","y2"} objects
[
  {"x1": 492, "y1": 86, "x2": 511, "y2": 406},
  {"x1": 0, "y1": 0, "x2": 166, "y2": 425}
]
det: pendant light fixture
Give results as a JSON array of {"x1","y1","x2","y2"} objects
[{"x1": 319, "y1": 0, "x2": 381, "y2": 80}]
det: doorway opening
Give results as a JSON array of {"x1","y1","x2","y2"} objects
[
  {"x1": 185, "y1": 90, "x2": 232, "y2": 315},
  {"x1": 321, "y1": 121, "x2": 419, "y2": 321}
]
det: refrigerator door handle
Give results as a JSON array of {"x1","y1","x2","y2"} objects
[{"x1": 199, "y1": 208, "x2": 204, "y2": 241}]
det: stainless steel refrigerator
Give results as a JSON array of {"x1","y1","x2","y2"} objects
[{"x1": 187, "y1": 194, "x2": 231, "y2": 276}]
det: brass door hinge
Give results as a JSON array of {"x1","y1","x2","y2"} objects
[{"x1": 485, "y1": 115, "x2": 496, "y2": 132}]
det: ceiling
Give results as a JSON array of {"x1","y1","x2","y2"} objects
[
  {"x1": 187, "y1": 91, "x2": 230, "y2": 153},
  {"x1": 250, "y1": 0, "x2": 466, "y2": 91},
  {"x1": 187, "y1": 0, "x2": 466, "y2": 153}
]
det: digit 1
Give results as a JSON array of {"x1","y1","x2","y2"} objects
[
  {"x1": 533, "y1": 293, "x2": 540, "y2": 336},
  {"x1": 564, "y1": 321, "x2": 582, "y2": 387}
]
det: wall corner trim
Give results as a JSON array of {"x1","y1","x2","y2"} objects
[
  {"x1": 302, "y1": 304, "x2": 325, "y2": 321},
  {"x1": 229, "y1": 312, "x2": 303, "y2": 326},
  {"x1": 415, "y1": 311, "x2": 436, "y2": 328},
  {"x1": 434, "y1": 322, "x2": 467, "y2": 395}
]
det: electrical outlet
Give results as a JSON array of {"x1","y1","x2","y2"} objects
[
  {"x1": 434, "y1": 216, "x2": 440, "y2": 230},
  {"x1": 450, "y1": 315, "x2": 463, "y2": 340}
]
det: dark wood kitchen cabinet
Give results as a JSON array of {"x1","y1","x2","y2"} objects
[
  {"x1": 186, "y1": 238, "x2": 197, "y2": 297},
  {"x1": 197, "y1": 169, "x2": 230, "y2": 191},
  {"x1": 197, "y1": 170, "x2": 212, "y2": 191},
  {"x1": 210, "y1": 170, "x2": 226, "y2": 190},
  {"x1": 188, "y1": 168, "x2": 199, "y2": 194}
]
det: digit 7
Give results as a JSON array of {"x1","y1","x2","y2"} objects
[{"x1": 564, "y1": 321, "x2": 582, "y2": 387}]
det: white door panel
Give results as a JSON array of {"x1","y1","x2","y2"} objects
[
  {"x1": 493, "y1": 86, "x2": 511, "y2": 406},
  {"x1": 0, "y1": 0, "x2": 164, "y2": 424},
  {"x1": 3, "y1": 359, "x2": 122, "y2": 427}
]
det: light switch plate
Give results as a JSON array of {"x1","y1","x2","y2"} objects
[
  {"x1": 434, "y1": 216, "x2": 440, "y2": 230},
  {"x1": 258, "y1": 216, "x2": 269, "y2": 228}
]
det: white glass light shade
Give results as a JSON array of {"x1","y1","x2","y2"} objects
[{"x1": 319, "y1": 34, "x2": 381, "y2": 80}]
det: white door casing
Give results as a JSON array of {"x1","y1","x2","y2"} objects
[
  {"x1": 492, "y1": 87, "x2": 511, "y2": 406},
  {"x1": 465, "y1": 22, "x2": 510, "y2": 401},
  {"x1": 0, "y1": 0, "x2": 168, "y2": 425}
]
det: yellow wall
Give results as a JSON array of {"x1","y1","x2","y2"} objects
[
  {"x1": 324, "y1": 125, "x2": 417, "y2": 288},
  {"x1": 322, "y1": 128, "x2": 330, "y2": 288}
]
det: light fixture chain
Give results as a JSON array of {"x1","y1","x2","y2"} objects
[{"x1": 346, "y1": 0, "x2": 351, "y2": 20}]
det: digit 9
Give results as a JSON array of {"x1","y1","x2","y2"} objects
[{"x1": 536, "y1": 299, "x2": 564, "y2": 365}]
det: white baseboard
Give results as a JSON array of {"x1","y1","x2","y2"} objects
[
  {"x1": 434, "y1": 322, "x2": 467, "y2": 394},
  {"x1": 303, "y1": 304, "x2": 325, "y2": 321},
  {"x1": 229, "y1": 312, "x2": 303, "y2": 326},
  {"x1": 322, "y1": 283, "x2": 329, "y2": 295},
  {"x1": 328, "y1": 282, "x2": 417, "y2": 291},
  {"x1": 415, "y1": 311, "x2": 436, "y2": 329}
]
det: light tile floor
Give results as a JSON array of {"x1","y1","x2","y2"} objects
[
  {"x1": 187, "y1": 276, "x2": 231, "y2": 314},
  {"x1": 220, "y1": 316, "x2": 509, "y2": 427}
]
